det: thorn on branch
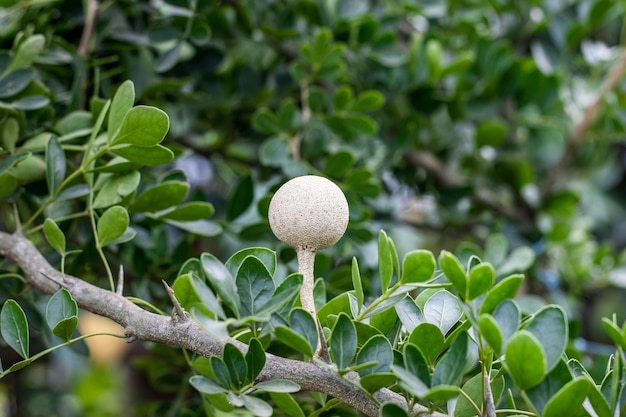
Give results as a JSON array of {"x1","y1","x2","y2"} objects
[
  {"x1": 116, "y1": 265, "x2": 124, "y2": 296},
  {"x1": 40, "y1": 271, "x2": 72, "y2": 289},
  {"x1": 126, "y1": 335, "x2": 138, "y2": 343},
  {"x1": 162, "y1": 280, "x2": 188, "y2": 322}
]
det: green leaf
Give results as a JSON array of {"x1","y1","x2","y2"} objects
[
  {"x1": 356, "y1": 335, "x2": 392, "y2": 376},
  {"x1": 1, "y1": 95, "x2": 49, "y2": 110},
  {"x1": 324, "y1": 150, "x2": 355, "y2": 178},
  {"x1": 158, "y1": 201, "x2": 215, "y2": 222},
  {"x1": 259, "y1": 273, "x2": 302, "y2": 316},
  {"x1": 210, "y1": 356, "x2": 233, "y2": 389},
  {"x1": 52, "y1": 317, "x2": 78, "y2": 342},
  {"x1": 46, "y1": 288, "x2": 78, "y2": 334},
  {"x1": 0, "y1": 69, "x2": 34, "y2": 98},
  {"x1": 378, "y1": 230, "x2": 393, "y2": 291},
  {"x1": 542, "y1": 377, "x2": 590, "y2": 417},
  {"x1": 505, "y1": 330, "x2": 546, "y2": 390},
  {"x1": 289, "y1": 309, "x2": 318, "y2": 356},
  {"x1": 111, "y1": 144, "x2": 174, "y2": 166},
  {"x1": 454, "y1": 373, "x2": 504, "y2": 417},
  {"x1": 252, "y1": 108, "x2": 281, "y2": 134},
  {"x1": 93, "y1": 171, "x2": 141, "y2": 209},
  {"x1": 330, "y1": 313, "x2": 357, "y2": 369},
  {"x1": 333, "y1": 85, "x2": 354, "y2": 111},
  {"x1": 0, "y1": 173, "x2": 17, "y2": 198},
  {"x1": 479, "y1": 313, "x2": 503, "y2": 353},
  {"x1": 111, "y1": 105, "x2": 169, "y2": 146},
  {"x1": 0, "y1": 152, "x2": 30, "y2": 176},
  {"x1": 467, "y1": 263, "x2": 495, "y2": 300},
  {"x1": 226, "y1": 175, "x2": 254, "y2": 221},
  {"x1": 223, "y1": 343, "x2": 247, "y2": 388},
  {"x1": 475, "y1": 119, "x2": 507, "y2": 147},
  {"x1": 0, "y1": 299, "x2": 29, "y2": 359},
  {"x1": 43, "y1": 218, "x2": 66, "y2": 255},
  {"x1": 1, "y1": 117, "x2": 19, "y2": 153},
  {"x1": 189, "y1": 375, "x2": 227, "y2": 394},
  {"x1": 4, "y1": 34, "x2": 45, "y2": 75},
  {"x1": 498, "y1": 246, "x2": 535, "y2": 276},
  {"x1": 245, "y1": 338, "x2": 266, "y2": 383},
  {"x1": 275, "y1": 325, "x2": 314, "y2": 358},
  {"x1": 401, "y1": 249, "x2": 436, "y2": 283},
  {"x1": 108, "y1": 80, "x2": 135, "y2": 141},
  {"x1": 259, "y1": 136, "x2": 290, "y2": 167},
  {"x1": 493, "y1": 300, "x2": 520, "y2": 348},
  {"x1": 524, "y1": 305, "x2": 567, "y2": 373},
  {"x1": 45, "y1": 136, "x2": 66, "y2": 195},
  {"x1": 240, "y1": 394, "x2": 272, "y2": 417},
  {"x1": 404, "y1": 343, "x2": 431, "y2": 387},
  {"x1": 352, "y1": 90, "x2": 385, "y2": 112},
  {"x1": 480, "y1": 273, "x2": 524, "y2": 314},
  {"x1": 97, "y1": 205, "x2": 129, "y2": 247},
  {"x1": 423, "y1": 385, "x2": 460, "y2": 403},
  {"x1": 201, "y1": 253, "x2": 240, "y2": 317},
  {"x1": 409, "y1": 322, "x2": 445, "y2": 365},
  {"x1": 351, "y1": 257, "x2": 364, "y2": 316},
  {"x1": 172, "y1": 273, "x2": 225, "y2": 320},
  {"x1": 235, "y1": 256, "x2": 274, "y2": 317},
  {"x1": 165, "y1": 219, "x2": 222, "y2": 237},
  {"x1": 131, "y1": 181, "x2": 189, "y2": 213},
  {"x1": 268, "y1": 393, "x2": 305, "y2": 417},
  {"x1": 392, "y1": 364, "x2": 429, "y2": 398},
  {"x1": 255, "y1": 379, "x2": 300, "y2": 393},
  {"x1": 602, "y1": 317, "x2": 626, "y2": 349},
  {"x1": 380, "y1": 402, "x2": 409, "y2": 417},
  {"x1": 439, "y1": 251, "x2": 467, "y2": 298},
  {"x1": 433, "y1": 332, "x2": 468, "y2": 386},
  {"x1": 423, "y1": 290, "x2": 462, "y2": 335}
]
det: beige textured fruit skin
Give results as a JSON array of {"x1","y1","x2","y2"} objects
[{"x1": 268, "y1": 175, "x2": 349, "y2": 250}]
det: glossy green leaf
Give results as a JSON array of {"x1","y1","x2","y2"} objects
[
  {"x1": 223, "y1": 343, "x2": 247, "y2": 388},
  {"x1": 330, "y1": 313, "x2": 357, "y2": 369},
  {"x1": 423, "y1": 290, "x2": 462, "y2": 335},
  {"x1": 111, "y1": 105, "x2": 169, "y2": 146},
  {"x1": 97, "y1": 205, "x2": 129, "y2": 247},
  {"x1": 433, "y1": 332, "x2": 468, "y2": 386},
  {"x1": 258, "y1": 273, "x2": 302, "y2": 317},
  {"x1": 524, "y1": 305, "x2": 567, "y2": 373},
  {"x1": 158, "y1": 201, "x2": 214, "y2": 222},
  {"x1": 46, "y1": 288, "x2": 78, "y2": 332},
  {"x1": 227, "y1": 175, "x2": 254, "y2": 221},
  {"x1": 275, "y1": 325, "x2": 314, "y2": 358},
  {"x1": 454, "y1": 373, "x2": 505, "y2": 417},
  {"x1": 93, "y1": 171, "x2": 140, "y2": 209},
  {"x1": 52, "y1": 317, "x2": 78, "y2": 342},
  {"x1": 226, "y1": 250, "x2": 275, "y2": 280},
  {"x1": 467, "y1": 263, "x2": 495, "y2": 300},
  {"x1": 401, "y1": 249, "x2": 436, "y2": 283},
  {"x1": 505, "y1": 330, "x2": 546, "y2": 390},
  {"x1": 0, "y1": 299, "x2": 29, "y2": 359},
  {"x1": 409, "y1": 322, "x2": 445, "y2": 365},
  {"x1": 479, "y1": 313, "x2": 503, "y2": 353},
  {"x1": 235, "y1": 256, "x2": 274, "y2": 317},
  {"x1": 201, "y1": 253, "x2": 240, "y2": 317},
  {"x1": 352, "y1": 90, "x2": 385, "y2": 111},
  {"x1": 268, "y1": 392, "x2": 305, "y2": 417},
  {"x1": 439, "y1": 251, "x2": 467, "y2": 298},
  {"x1": 378, "y1": 230, "x2": 393, "y2": 291},
  {"x1": 111, "y1": 144, "x2": 174, "y2": 166},
  {"x1": 0, "y1": 69, "x2": 34, "y2": 98},
  {"x1": 131, "y1": 181, "x2": 189, "y2": 213},
  {"x1": 189, "y1": 375, "x2": 227, "y2": 394},
  {"x1": 289, "y1": 308, "x2": 318, "y2": 356},
  {"x1": 245, "y1": 338, "x2": 266, "y2": 383},
  {"x1": 43, "y1": 218, "x2": 65, "y2": 255},
  {"x1": 108, "y1": 80, "x2": 135, "y2": 140},
  {"x1": 403, "y1": 343, "x2": 431, "y2": 387},
  {"x1": 480, "y1": 273, "x2": 524, "y2": 314},
  {"x1": 210, "y1": 356, "x2": 233, "y2": 389},
  {"x1": 255, "y1": 379, "x2": 300, "y2": 393},
  {"x1": 380, "y1": 402, "x2": 409, "y2": 417},
  {"x1": 356, "y1": 335, "x2": 393, "y2": 376},
  {"x1": 543, "y1": 377, "x2": 590, "y2": 417},
  {"x1": 45, "y1": 136, "x2": 65, "y2": 194}
]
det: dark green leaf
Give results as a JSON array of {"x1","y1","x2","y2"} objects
[
  {"x1": 333, "y1": 85, "x2": 354, "y2": 110},
  {"x1": 201, "y1": 253, "x2": 240, "y2": 317},
  {"x1": 46, "y1": 288, "x2": 77, "y2": 331},
  {"x1": 401, "y1": 250, "x2": 436, "y2": 283},
  {"x1": 223, "y1": 343, "x2": 247, "y2": 388},
  {"x1": 235, "y1": 256, "x2": 274, "y2": 317},
  {"x1": 45, "y1": 136, "x2": 65, "y2": 194},
  {"x1": 43, "y1": 218, "x2": 66, "y2": 255},
  {"x1": 111, "y1": 144, "x2": 174, "y2": 166},
  {"x1": 439, "y1": 251, "x2": 467, "y2": 298},
  {"x1": 0, "y1": 68, "x2": 34, "y2": 98},
  {"x1": 252, "y1": 108, "x2": 281, "y2": 134},
  {"x1": 275, "y1": 325, "x2": 314, "y2": 358},
  {"x1": 97, "y1": 205, "x2": 129, "y2": 247},
  {"x1": 324, "y1": 150, "x2": 355, "y2": 178},
  {"x1": 93, "y1": 171, "x2": 141, "y2": 209},
  {"x1": 108, "y1": 80, "x2": 135, "y2": 140},
  {"x1": 433, "y1": 332, "x2": 468, "y2": 386},
  {"x1": 380, "y1": 402, "x2": 409, "y2": 417},
  {"x1": 330, "y1": 313, "x2": 357, "y2": 369},
  {"x1": 480, "y1": 274, "x2": 524, "y2": 314},
  {"x1": 245, "y1": 338, "x2": 266, "y2": 383},
  {"x1": 392, "y1": 365, "x2": 429, "y2": 398},
  {"x1": 131, "y1": 181, "x2": 189, "y2": 213},
  {"x1": 0, "y1": 300, "x2": 29, "y2": 359},
  {"x1": 505, "y1": 330, "x2": 546, "y2": 390},
  {"x1": 259, "y1": 273, "x2": 302, "y2": 316},
  {"x1": 52, "y1": 317, "x2": 78, "y2": 341},
  {"x1": 542, "y1": 377, "x2": 590, "y2": 417},
  {"x1": 165, "y1": 219, "x2": 222, "y2": 237},
  {"x1": 111, "y1": 105, "x2": 169, "y2": 146},
  {"x1": 210, "y1": 356, "x2": 233, "y2": 389},
  {"x1": 356, "y1": 335, "x2": 392, "y2": 376},
  {"x1": 408, "y1": 322, "x2": 445, "y2": 365},
  {"x1": 6, "y1": 95, "x2": 50, "y2": 110},
  {"x1": 403, "y1": 344, "x2": 431, "y2": 387},
  {"x1": 158, "y1": 201, "x2": 214, "y2": 221},
  {"x1": 454, "y1": 373, "x2": 505, "y2": 417},
  {"x1": 423, "y1": 385, "x2": 460, "y2": 403},
  {"x1": 289, "y1": 309, "x2": 318, "y2": 356},
  {"x1": 359, "y1": 372, "x2": 397, "y2": 393},
  {"x1": 268, "y1": 393, "x2": 305, "y2": 417},
  {"x1": 226, "y1": 175, "x2": 254, "y2": 221},
  {"x1": 0, "y1": 152, "x2": 30, "y2": 176}
]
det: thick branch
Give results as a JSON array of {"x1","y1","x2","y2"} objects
[{"x1": 0, "y1": 231, "x2": 446, "y2": 417}]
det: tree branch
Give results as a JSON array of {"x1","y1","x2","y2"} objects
[{"x1": 0, "y1": 231, "x2": 447, "y2": 417}]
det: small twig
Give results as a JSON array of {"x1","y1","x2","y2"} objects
[
  {"x1": 40, "y1": 271, "x2": 71, "y2": 289},
  {"x1": 541, "y1": 50, "x2": 626, "y2": 198},
  {"x1": 162, "y1": 280, "x2": 188, "y2": 321},
  {"x1": 78, "y1": 0, "x2": 99, "y2": 58},
  {"x1": 115, "y1": 265, "x2": 124, "y2": 296}
]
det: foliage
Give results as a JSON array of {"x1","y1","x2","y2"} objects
[{"x1": 1, "y1": 0, "x2": 626, "y2": 416}]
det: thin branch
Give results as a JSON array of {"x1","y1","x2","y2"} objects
[
  {"x1": 116, "y1": 264, "x2": 124, "y2": 296},
  {"x1": 78, "y1": 0, "x2": 99, "y2": 58},
  {"x1": 0, "y1": 230, "x2": 447, "y2": 417},
  {"x1": 541, "y1": 50, "x2": 626, "y2": 198}
]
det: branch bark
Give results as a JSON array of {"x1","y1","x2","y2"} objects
[{"x1": 0, "y1": 231, "x2": 447, "y2": 417}]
